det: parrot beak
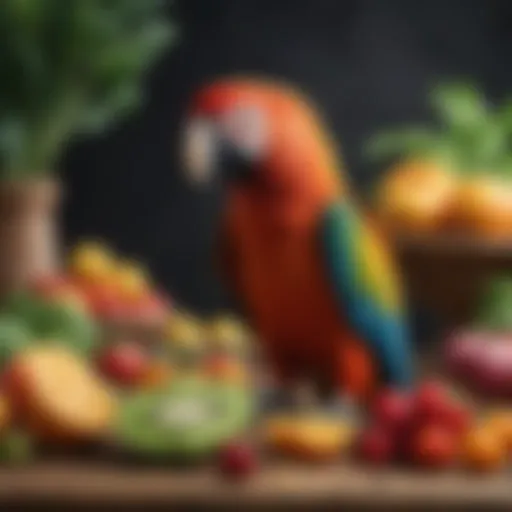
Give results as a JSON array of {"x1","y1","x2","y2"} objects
[
  {"x1": 182, "y1": 106, "x2": 267, "y2": 188},
  {"x1": 182, "y1": 117, "x2": 218, "y2": 186},
  {"x1": 182, "y1": 117, "x2": 254, "y2": 188}
]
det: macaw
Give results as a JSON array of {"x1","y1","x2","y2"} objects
[{"x1": 182, "y1": 77, "x2": 414, "y2": 408}]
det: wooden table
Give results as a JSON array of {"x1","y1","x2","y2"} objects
[{"x1": 0, "y1": 461, "x2": 510, "y2": 509}]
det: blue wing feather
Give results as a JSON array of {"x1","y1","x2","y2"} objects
[{"x1": 320, "y1": 201, "x2": 414, "y2": 387}]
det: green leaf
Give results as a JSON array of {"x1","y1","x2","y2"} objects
[
  {"x1": 364, "y1": 127, "x2": 440, "y2": 161},
  {"x1": 80, "y1": 85, "x2": 142, "y2": 133},
  {"x1": 430, "y1": 82, "x2": 488, "y2": 129},
  {"x1": 0, "y1": 118, "x2": 27, "y2": 172},
  {"x1": 93, "y1": 21, "x2": 173, "y2": 86},
  {"x1": 453, "y1": 116, "x2": 507, "y2": 171},
  {"x1": 498, "y1": 98, "x2": 512, "y2": 127},
  {"x1": 0, "y1": 0, "x2": 178, "y2": 177}
]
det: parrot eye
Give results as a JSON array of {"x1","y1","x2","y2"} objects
[
  {"x1": 220, "y1": 105, "x2": 267, "y2": 161},
  {"x1": 182, "y1": 117, "x2": 218, "y2": 184}
]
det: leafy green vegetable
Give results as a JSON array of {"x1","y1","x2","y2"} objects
[
  {"x1": 365, "y1": 127, "x2": 439, "y2": 161},
  {"x1": 0, "y1": 0, "x2": 178, "y2": 178},
  {"x1": 0, "y1": 316, "x2": 33, "y2": 367},
  {"x1": 3, "y1": 291, "x2": 99, "y2": 356},
  {"x1": 365, "y1": 81, "x2": 512, "y2": 180},
  {"x1": 430, "y1": 82, "x2": 488, "y2": 129},
  {"x1": 473, "y1": 275, "x2": 512, "y2": 331}
]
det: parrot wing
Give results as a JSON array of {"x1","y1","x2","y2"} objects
[{"x1": 320, "y1": 201, "x2": 414, "y2": 387}]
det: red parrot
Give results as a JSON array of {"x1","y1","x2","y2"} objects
[{"x1": 183, "y1": 77, "x2": 414, "y2": 407}]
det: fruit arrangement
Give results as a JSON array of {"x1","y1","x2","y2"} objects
[
  {"x1": 0, "y1": 237, "x2": 255, "y2": 468},
  {"x1": 368, "y1": 83, "x2": 512, "y2": 240},
  {"x1": 68, "y1": 241, "x2": 170, "y2": 329},
  {"x1": 0, "y1": 237, "x2": 508, "y2": 482},
  {"x1": 357, "y1": 381, "x2": 512, "y2": 472},
  {"x1": 358, "y1": 382, "x2": 472, "y2": 469},
  {"x1": 260, "y1": 380, "x2": 512, "y2": 475}
]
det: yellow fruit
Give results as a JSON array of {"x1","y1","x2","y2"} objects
[
  {"x1": 0, "y1": 395, "x2": 11, "y2": 432},
  {"x1": 6, "y1": 345, "x2": 117, "y2": 443},
  {"x1": 207, "y1": 315, "x2": 249, "y2": 352},
  {"x1": 264, "y1": 415, "x2": 355, "y2": 462},
  {"x1": 69, "y1": 242, "x2": 114, "y2": 283},
  {"x1": 165, "y1": 313, "x2": 204, "y2": 352},
  {"x1": 112, "y1": 261, "x2": 150, "y2": 300},
  {"x1": 461, "y1": 426, "x2": 507, "y2": 472}
]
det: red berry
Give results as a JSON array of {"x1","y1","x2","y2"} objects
[
  {"x1": 128, "y1": 293, "x2": 168, "y2": 323},
  {"x1": 413, "y1": 380, "x2": 451, "y2": 422},
  {"x1": 97, "y1": 342, "x2": 149, "y2": 386},
  {"x1": 442, "y1": 400, "x2": 473, "y2": 436},
  {"x1": 83, "y1": 284, "x2": 125, "y2": 320},
  {"x1": 410, "y1": 423, "x2": 459, "y2": 469},
  {"x1": 371, "y1": 389, "x2": 412, "y2": 432},
  {"x1": 358, "y1": 426, "x2": 395, "y2": 465},
  {"x1": 219, "y1": 442, "x2": 258, "y2": 480}
]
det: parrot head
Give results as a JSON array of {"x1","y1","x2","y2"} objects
[{"x1": 182, "y1": 78, "x2": 344, "y2": 204}]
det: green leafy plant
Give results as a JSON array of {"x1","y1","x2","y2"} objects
[
  {"x1": 0, "y1": 0, "x2": 178, "y2": 179},
  {"x1": 474, "y1": 274, "x2": 512, "y2": 331},
  {"x1": 365, "y1": 82, "x2": 512, "y2": 177}
]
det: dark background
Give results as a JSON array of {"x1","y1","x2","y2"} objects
[{"x1": 62, "y1": 0, "x2": 512, "y2": 313}]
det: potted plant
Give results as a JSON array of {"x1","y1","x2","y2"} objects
[{"x1": 0, "y1": 0, "x2": 177, "y2": 298}]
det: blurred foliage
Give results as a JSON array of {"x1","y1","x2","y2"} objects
[
  {"x1": 0, "y1": 0, "x2": 178, "y2": 178},
  {"x1": 365, "y1": 82, "x2": 512, "y2": 178},
  {"x1": 474, "y1": 275, "x2": 512, "y2": 331}
]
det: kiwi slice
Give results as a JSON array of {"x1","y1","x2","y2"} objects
[{"x1": 114, "y1": 377, "x2": 253, "y2": 460}]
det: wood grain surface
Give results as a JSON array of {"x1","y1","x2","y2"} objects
[{"x1": 0, "y1": 460, "x2": 510, "y2": 509}]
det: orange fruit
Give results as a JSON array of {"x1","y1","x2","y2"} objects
[
  {"x1": 461, "y1": 426, "x2": 507, "y2": 472},
  {"x1": 376, "y1": 159, "x2": 457, "y2": 234},
  {"x1": 203, "y1": 356, "x2": 248, "y2": 385},
  {"x1": 484, "y1": 410, "x2": 512, "y2": 453},
  {"x1": 140, "y1": 361, "x2": 174, "y2": 389},
  {"x1": 453, "y1": 177, "x2": 512, "y2": 239}
]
